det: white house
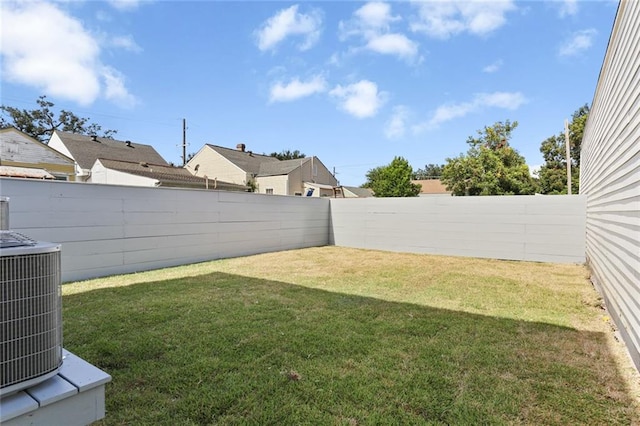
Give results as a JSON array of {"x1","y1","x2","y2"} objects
[
  {"x1": 0, "y1": 127, "x2": 75, "y2": 180},
  {"x1": 48, "y1": 131, "x2": 169, "y2": 183}
]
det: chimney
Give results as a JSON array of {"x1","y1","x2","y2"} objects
[
  {"x1": 125, "y1": 140, "x2": 132, "y2": 147},
  {"x1": 236, "y1": 143, "x2": 246, "y2": 152},
  {"x1": 90, "y1": 135, "x2": 98, "y2": 142}
]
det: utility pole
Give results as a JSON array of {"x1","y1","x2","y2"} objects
[
  {"x1": 182, "y1": 118, "x2": 187, "y2": 166},
  {"x1": 564, "y1": 119, "x2": 571, "y2": 195}
]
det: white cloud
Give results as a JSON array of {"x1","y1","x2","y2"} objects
[
  {"x1": 558, "y1": 29, "x2": 597, "y2": 57},
  {"x1": 0, "y1": 1, "x2": 136, "y2": 107},
  {"x1": 102, "y1": 66, "x2": 137, "y2": 108},
  {"x1": 329, "y1": 80, "x2": 387, "y2": 118},
  {"x1": 366, "y1": 33, "x2": 419, "y2": 59},
  {"x1": 110, "y1": 35, "x2": 142, "y2": 53},
  {"x1": 558, "y1": 0, "x2": 578, "y2": 18},
  {"x1": 354, "y1": 2, "x2": 400, "y2": 32},
  {"x1": 254, "y1": 5, "x2": 322, "y2": 52},
  {"x1": 385, "y1": 105, "x2": 410, "y2": 139},
  {"x1": 108, "y1": 0, "x2": 143, "y2": 11},
  {"x1": 415, "y1": 91, "x2": 526, "y2": 130},
  {"x1": 476, "y1": 92, "x2": 526, "y2": 109},
  {"x1": 482, "y1": 59, "x2": 503, "y2": 73},
  {"x1": 339, "y1": 2, "x2": 419, "y2": 62},
  {"x1": 410, "y1": 0, "x2": 516, "y2": 39},
  {"x1": 269, "y1": 75, "x2": 327, "y2": 103}
]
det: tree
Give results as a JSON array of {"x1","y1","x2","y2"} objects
[
  {"x1": 0, "y1": 96, "x2": 117, "y2": 143},
  {"x1": 363, "y1": 156, "x2": 421, "y2": 197},
  {"x1": 441, "y1": 120, "x2": 537, "y2": 196},
  {"x1": 412, "y1": 163, "x2": 444, "y2": 179},
  {"x1": 270, "y1": 149, "x2": 306, "y2": 160},
  {"x1": 537, "y1": 104, "x2": 589, "y2": 194}
]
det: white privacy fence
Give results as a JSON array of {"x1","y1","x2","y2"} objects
[
  {"x1": 329, "y1": 196, "x2": 586, "y2": 264},
  {"x1": 1, "y1": 178, "x2": 587, "y2": 283}
]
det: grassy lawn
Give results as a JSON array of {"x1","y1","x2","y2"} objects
[{"x1": 62, "y1": 247, "x2": 639, "y2": 425}]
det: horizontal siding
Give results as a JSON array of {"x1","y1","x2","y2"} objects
[
  {"x1": 580, "y1": 0, "x2": 640, "y2": 369},
  {"x1": 0, "y1": 178, "x2": 330, "y2": 282},
  {"x1": 329, "y1": 196, "x2": 586, "y2": 264}
]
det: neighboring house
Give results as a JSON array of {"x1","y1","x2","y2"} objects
[
  {"x1": 92, "y1": 159, "x2": 248, "y2": 191},
  {"x1": 0, "y1": 127, "x2": 75, "y2": 180},
  {"x1": 342, "y1": 186, "x2": 374, "y2": 198},
  {"x1": 48, "y1": 131, "x2": 169, "y2": 183},
  {"x1": 412, "y1": 179, "x2": 452, "y2": 196},
  {"x1": 186, "y1": 144, "x2": 338, "y2": 196}
]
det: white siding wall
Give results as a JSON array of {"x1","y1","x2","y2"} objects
[
  {"x1": 47, "y1": 133, "x2": 74, "y2": 162},
  {"x1": 91, "y1": 160, "x2": 157, "y2": 186},
  {"x1": 580, "y1": 1, "x2": 640, "y2": 369},
  {"x1": 329, "y1": 196, "x2": 586, "y2": 264},
  {"x1": 0, "y1": 178, "x2": 330, "y2": 282},
  {"x1": 0, "y1": 129, "x2": 73, "y2": 166}
]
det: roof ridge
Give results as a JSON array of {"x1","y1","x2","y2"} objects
[{"x1": 98, "y1": 158, "x2": 178, "y2": 167}]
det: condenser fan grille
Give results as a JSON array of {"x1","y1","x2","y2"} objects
[{"x1": 1, "y1": 249, "x2": 63, "y2": 394}]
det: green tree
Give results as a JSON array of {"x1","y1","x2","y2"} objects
[
  {"x1": 537, "y1": 104, "x2": 589, "y2": 194},
  {"x1": 0, "y1": 96, "x2": 117, "y2": 143},
  {"x1": 363, "y1": 157, "x2": 421, "y2": 197},
  {"x1": 412, "y1": 163, "x2": 444, "y2": 179},
  {"x1": 441, "y1": 120, "x2": 537, "y2": 196},
  {"x1": 269, "y1": 149, "x2": 306, "y2": 160}
]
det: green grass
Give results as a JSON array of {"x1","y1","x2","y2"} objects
[{"x1": 62, "y1": 247, "x2": 639, "y2": 425}]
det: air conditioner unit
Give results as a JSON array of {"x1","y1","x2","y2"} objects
[{"x1": 0, "y1": 198, "x2": 63, "y2": 398}]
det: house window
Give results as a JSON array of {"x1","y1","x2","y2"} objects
[
  {"x1": 50, "y1": 173, "x2": 69, "y2": 181},
  {"x1": 294, "y1": 192, "x2": 302, "y2": 196},
  {"x1": 266, "y1": 188, "x2": 274, "y2": 195}
]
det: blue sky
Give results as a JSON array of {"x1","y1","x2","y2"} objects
[{"x1": 1, "y1": 0, "x2": 618, "y2": 186}]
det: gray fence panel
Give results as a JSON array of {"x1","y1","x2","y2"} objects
[
  {"x1": 329, "y1": 196, "x2": 586, "y2": 264},
  {"x1": 0, "y1": 178, "x2": 330, "y2": 282}
]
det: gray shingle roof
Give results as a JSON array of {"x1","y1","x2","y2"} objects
[
  {"x1": 257, "y1": 158, "x2": 310, "y2": 177},
  {"x1": 206, "y1": 144, "x2": 279, "y2": 175},
  {"x1": 53, "y1": 131, "x2": 169, "y2": 170},
  {"x1": 98, "y1": 159, "x2": 247, "y2": 191},
  {"x1": 343, "y1": 186, "x2": 374, "y2": 197}
]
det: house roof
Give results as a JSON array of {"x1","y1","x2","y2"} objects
[
  {"x1": 257, "y1": 157, "x2": 310, "y2": 177},
  {"x1": 53, "y1": 131, "x2": 169, "y2": 170},
  {"x1": 412, "y1": 179, "x2": 451, "y2": 195},
  {"x1": 206, "y1": 144, "x2": 279, "y2": 175},
  {"x1": 343, "y1": 186, "x2": 374, "y2": 197},
  {"x1": 0, "y1": 165, "x2": 55, "y2": 179},
  {"x1": 97, "y1": 159, "x2": 247, "y2": 191}
]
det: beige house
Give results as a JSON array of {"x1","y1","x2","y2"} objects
[
  {"x1": 0, "y1": 127, "x2": 75, "y2": 180},
  {"x1": 411, "y1": 179, "x2": 452, "y2": 196},
  {"x1": 186, "y1": 144, "x2": 338, "y2": 196}
]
